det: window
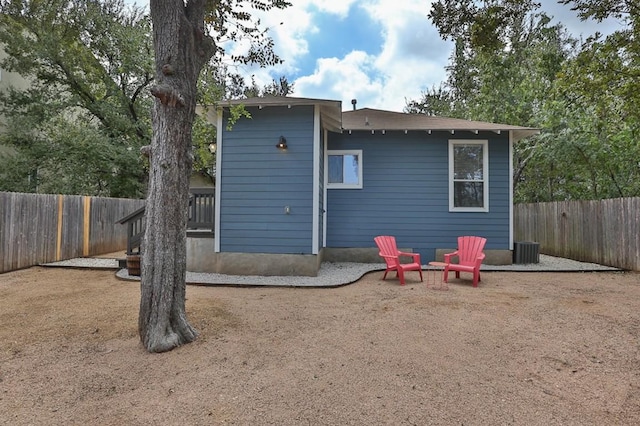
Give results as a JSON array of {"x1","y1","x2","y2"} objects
[
  {"x1": 449, "y1": 140, "x2": 488, "y2": 212},
  {"x1": 327, "y1": 150, "x2": 362, "y2": 189}
]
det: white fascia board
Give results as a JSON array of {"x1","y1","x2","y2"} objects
[
  {"x1": 214, "y1": 109, "x2": 223, "y2": 252},
  {"x1": 312, "y1": 106, "x2": 321, "y2": 255}
]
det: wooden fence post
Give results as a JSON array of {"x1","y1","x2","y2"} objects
[
  {"x1": 56, "y1": 194, "x2": 64, "y2": 262},
  {"x1": 83, "y1": 196, "x2": 91, "y2": 257}
]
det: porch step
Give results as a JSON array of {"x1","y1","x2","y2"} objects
[{"x1": 187, "y1": 229, "x2": 214, "y2": 238}]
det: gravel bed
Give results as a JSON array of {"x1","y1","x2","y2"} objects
[
  {"x1": 110, "y1": 254, "x2": 621, "y2": 287},
  {"x1": 115, "y1": 262, "x2": 382, "y2": 287},
  {"x1": 480, "y1": 254, "x2": 620, "y2": 272},
  {"x1": 41, "y1": 258, "x2": 120, "y2": 269}
]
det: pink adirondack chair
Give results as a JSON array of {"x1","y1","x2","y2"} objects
[
  {"x1": 374, "y1": 236, "x2": 423, "y2": 285},
  {"x1": 443, "y1": 236, "x2": 487, "y2": 287}
]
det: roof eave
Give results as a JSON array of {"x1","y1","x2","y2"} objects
[
  {"x1": 512, "y1": 129, "x2": 541, "y2": 142},
  {"x1": 203, "y1": 97, "x2": 343, "y2": 131},
  {"x1": 340, "y1": 126, "x2": 540, "y2": 137}
]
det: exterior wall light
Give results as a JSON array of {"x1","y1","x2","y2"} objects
[{"x1": 276, "y1": 136, "x2": 288, "y2": 150}]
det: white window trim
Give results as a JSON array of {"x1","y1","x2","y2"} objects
[
  {"x1": 448, "y1": 140, "x2": 489, "y2": 212},
  {"x1": 326, "y1": 149, "x2": 363, "y2": 189}
]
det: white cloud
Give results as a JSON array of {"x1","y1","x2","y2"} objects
[
  {"x1": 223, "y1": 0, "x2": 361, "y2": 89},
  {"x1": 131, "y1": 0, "x2": 623, "y2": 113},
  {"x1": 363, "y1": 0, "x2": 451, "y2": 110},
  {"x1": 287, "y1": 0, "x2": 451, "y2": 111},
  {"x1": 130, "y1": 0, "x2": 451, "y2": 111},
  {"x1": 220, "y1": 2, "x2": 314, "y2": 76},
  {"x1": 540, "y1": 0, "x2": 621, "y2": 38},
  {"x1": 237, "y1": 0, "x2": 363, "y2": 69},
  {"x1": 304, "y1": 0, "x2": 359, "y2": 18},
  {"x1": 294, "y1": 51, "x2": 385, "y2": 109}
]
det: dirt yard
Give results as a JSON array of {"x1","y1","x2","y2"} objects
[{"x1": 1, "y1": 266, "x2": 639, "y2": 425}]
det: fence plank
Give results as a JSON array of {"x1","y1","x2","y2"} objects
[
  {"x1": 89, "y1": 196, "x2": 145, "y2": 255},
  {"x1": 515, "y1": 197, "x2": 640, "y2": 271},
  {"x1": 1, "y1": 191, "x2": 144, "y2": 273}
]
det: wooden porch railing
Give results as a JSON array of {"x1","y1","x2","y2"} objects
[
  {"x1": 188, "y1": 187, "x2": 215, "y2": 229},
  {"x1": 117, "y1": 188, "x2": 215, "y2": 255},
  {"x1": 117, "y1": 204, "x2": 146, "y2": 255}
]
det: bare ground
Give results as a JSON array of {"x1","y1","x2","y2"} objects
[{"x1": 1, "y1": 266, "x2": 639, "y2": 425}]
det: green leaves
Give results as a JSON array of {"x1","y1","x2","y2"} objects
[
  {"x1": 204, "y1": 0, "x2": 290, "y2": 68},
  {"x1": 0, "y1": 0, "x2": 293, "y2": 197},
  {"x1": 540, "y1": 0, "x2": 640, "y2": 199},
  {"x1": 0, "y1": 114, "x2": 145, "y2": 197},
  {"x1": 559, "y1": 0, "x2": 634, "y2": 22},
  {"x1": 418, "y1": 0, "x2": 640, "y2": 202},
  {"x1": 0, "y1": 0, "x2": 152, "y2": 197}
]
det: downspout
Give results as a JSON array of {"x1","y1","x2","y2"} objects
[
  {"x1": 509, "y1": 130, "x2": 514, "y2": 251},
  {"x1": 214, "y1": 108, "x2": 223, "y2": 253}
]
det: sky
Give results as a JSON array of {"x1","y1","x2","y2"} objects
[
  {"x1": 136, "y1": 0, "x2": 623, "y2": 113},
  {"x1": 233, "y1": 0, "x2": 625, "y2": 112}
]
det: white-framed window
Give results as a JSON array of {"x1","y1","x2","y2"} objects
[
  {"x1": 327, "y1": 149, "x2": 363, "y2": 189},
  {"x1": 449, "y1": 140, "x2": 489, "y2": 212}
]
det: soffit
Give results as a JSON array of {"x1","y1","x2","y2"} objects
[{"x1": 342, "y1": 108, "x2": 539, "y2": 141}]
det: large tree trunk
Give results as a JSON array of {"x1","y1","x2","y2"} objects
[{"x1": 139, "y1": 0, "x2": 214, "y2": 353}]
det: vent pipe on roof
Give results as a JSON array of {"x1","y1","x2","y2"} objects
[{"x1": 351, "y1": 99, "x2": 357, "y2": 110}]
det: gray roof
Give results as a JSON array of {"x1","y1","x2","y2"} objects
[
  {"x1": 343, "y1": 108, "x2": 539, "y2": 141},
  {"x1": 224, "y1": 95, "x2": 341, "y2": 109},
  {"x1": 210, "y1": 97, "x2": 539, "y2": 141},
  {"x1": 223, "y1": 96, "x2": 343, "y2": 132}
]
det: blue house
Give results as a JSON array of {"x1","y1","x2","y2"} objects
[{"x1": 191, "y1": 96, "x2": 538, "y2": 276}]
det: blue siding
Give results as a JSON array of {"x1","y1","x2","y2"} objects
[
  {"x1": 326, "y1": 131, "x2": 511, "y2": 261},
  {"x1": 220, "y1": 106, "x2": 315, "y2": 254}
]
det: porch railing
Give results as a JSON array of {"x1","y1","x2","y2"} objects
[
  {"x1": 188, "y1": 187, "x2": 215, "y2": 229},
  {"x1": 117, "y1": 188, "x2": 215, "y2": 255},
  {"x1": 117, "y1": 205, "x2": 146, "y2": 255}
]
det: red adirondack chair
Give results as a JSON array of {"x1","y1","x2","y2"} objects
[
  {"x1": 443, "y1": 236, "x2": 487, "y2": 287},
  {"x1": 374, "y1": 236, "x2": 423, "y2": 285}
]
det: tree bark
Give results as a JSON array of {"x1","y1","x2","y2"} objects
[{"x1": 139, "y1": 0, "x2": 214, "y2": 353}]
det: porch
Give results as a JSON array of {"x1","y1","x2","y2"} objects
[{"x1": 118, "y1": 187, "x2": 215, "y2": 256}]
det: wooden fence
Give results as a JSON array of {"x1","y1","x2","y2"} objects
[
  {"x1": 514, "y1": 197, "x2": 640, "y2": 271},
  {"x1": 0, "y1": 192, "x2": 145, "y2": 273}
]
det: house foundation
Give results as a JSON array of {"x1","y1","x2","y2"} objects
[
  {"x1": 187, "y1": 237, "x2": 513, "y2": 277},
  {"x1": 186, "y1": 236, "x2": 321, "y2": 276}
]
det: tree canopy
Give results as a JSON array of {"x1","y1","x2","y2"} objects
[
  {"x1": 0, "y1": 0, "x2": 293, "y2": 197},
  {"x1": 412, "y1": 0, "x2": 640, "y2": 202},
  {"x1": 0, "y1": 0, "x2": 153, "y2": 197}
]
